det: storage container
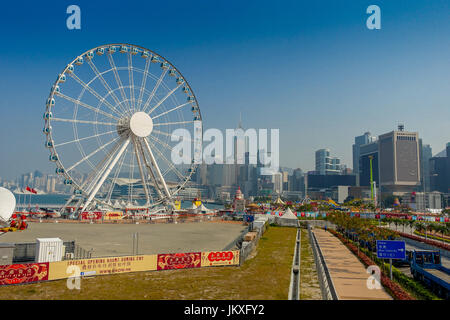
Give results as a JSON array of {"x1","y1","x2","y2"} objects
[{"x1": 35, "y1": 238, "x2": 63, "y2": 263}]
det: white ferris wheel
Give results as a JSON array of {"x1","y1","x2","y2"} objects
[{"x1": 43, "y1": 44, "x2": 202, "y2": 213}]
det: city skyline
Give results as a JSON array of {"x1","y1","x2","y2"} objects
[{"x1": 1, "y1": 0, "x2": 450, "y2": 180}]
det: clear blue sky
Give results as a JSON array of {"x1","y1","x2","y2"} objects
[{"x1": 0, "y1": 0, "x2": 449, "y2": 180}]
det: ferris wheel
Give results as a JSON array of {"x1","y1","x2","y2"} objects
[{"x1": 43, "y1": 44, "x2": 202, "y2": 213}]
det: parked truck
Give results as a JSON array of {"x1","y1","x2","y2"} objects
[{"x1": 410, "y1": 250, "x2": 450, "y2": 299}]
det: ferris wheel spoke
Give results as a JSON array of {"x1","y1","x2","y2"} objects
[
  {"x1": 66, "y1": 136, "x2": 121, "y2": 172},
  {"x1": 141, "y1": 68, "x2": 168, "y2": 113},
  {"x1": 148, "y1": 84, "x2": 182, "y2": 115},
  {"x1": 152, "y1": 129, "x2": 194, "y2": 144},
  {"x1": 142, "y1": 137, "x2": 172, "y2": 200},
  {"x1": 81, "y1": 138, "x2": 131, "y2": 211},
  {"x1": 51, "y1": 117, "x2": 117, "y2": 126},
  {"x1": 148, "y1": 134, "x2": 173, "y2": 152},
  {"x1": 128, "y1": 53, "x2": 136, "y2": 112},
  {"x1": 53, "y1": 129, "x2": 116, "y2": 148},
  {"x1": 67, "y1": 73, "x2": 123, "y2": 118},
  {"x1": 153, "y1": 120, "x2": 195, "y2": 127},
  {"x1": 136, "y1": 58, "x2": 151, "y2": 111},
  {"x1": 107, "y1": 54, "x2": 132, "y2": 113},
  {"x1": 147, "y1": 137, "x2": 185, "y2": 181},
  {"x1": 86, "y1": 59, "x2": 127, "y2": 115},
  {"x1": 84, "y1": 138, "x2": 124, "y2": 195},
  {"x1": 151, "y1": 101, "x2": 191, "y2": 120},
  {"x1": 54, "y1": 92, "x2": 120, "y2": 121}
]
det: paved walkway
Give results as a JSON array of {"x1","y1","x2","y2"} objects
[{"x1": 313, "y1": 228, "x2": 392, "y2": 300}]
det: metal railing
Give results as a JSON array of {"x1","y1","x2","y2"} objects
[
  {"x1": 288, "y1": 228, "x2": 301, "y2": 300},
  {"x1": 308, "y1": 224, "x2": 338, "y2": 300}
]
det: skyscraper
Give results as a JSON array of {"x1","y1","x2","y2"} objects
[
  {"x1": 359, "y1": 140, "x2": 379, "y2": 187},
  {"x1": 429, "y1": 142, "x2": 450, "y2": 194},
  {"x1": 419, "y1": 139, "x2": 432, "y2": 192},
  {"x1": 378, "y1": 125, "x2": 421, "y2": 195},
  {"x1": 315, "y1": 149, "x2": 341, "y2": 175},
  {"x1": 352, "y1": 132, "x2": 377, "y2": 185}
]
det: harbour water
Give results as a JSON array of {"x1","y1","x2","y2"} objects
[{"x1": 13, "y1": 193, "x2": 224, "y2": 210}]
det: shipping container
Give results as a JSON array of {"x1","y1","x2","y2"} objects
[{"x1": 35, "y1": 238, "x2": 63, "y2": 263}]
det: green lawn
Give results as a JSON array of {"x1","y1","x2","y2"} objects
[{"x1": 0, "y1": 226, "x2": 297, "y2": 300}]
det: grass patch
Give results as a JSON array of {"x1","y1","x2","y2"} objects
[
  {"x1": 0, "y1": 227, "x2": 297, "y2": 300},
  {"x1": 299, "y1": 229, "x2": 321, "y2": 300}
]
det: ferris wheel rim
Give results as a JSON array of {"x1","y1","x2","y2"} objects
[{"x1": 43, "y1": 43, "x2": 203, "y2": 210}]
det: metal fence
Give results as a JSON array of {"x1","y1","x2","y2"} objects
[
  {"x1": 12, "y1": 241, "x2": 91, "y2": 263},
  {"x1": 308, "y1": 223, "x2": 338, "y2": 300}
]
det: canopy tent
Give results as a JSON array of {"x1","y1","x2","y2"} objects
[
  {"x1": 198, "y1": 203, "x2": 210, "y2": 213},
  {"x1": 274, "y1": 197, "x2": 285, "y2": 205},
  {"x1": 280, "y1": 207, "x2": 298, "y2": 220}
]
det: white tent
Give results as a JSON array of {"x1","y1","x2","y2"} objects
[
  {"x1": 198, "y1": 203, "x2": 209, "y2": 213},
  {"x1": 280, "y1": 207, "x2": 297, "y2": 220}
]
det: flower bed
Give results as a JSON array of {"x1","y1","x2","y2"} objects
[
  {"x1": 397, "y1": 231, "x2": 450, "y2": 251},
  {"x1": 329, "y1": 229, "x2": 414, "y2": 300}
]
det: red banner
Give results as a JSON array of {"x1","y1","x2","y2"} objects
[
  {"x1": 80, "y1": 211, "x2": 103, "y2": 220},
  {"x1": 157, "y1": 252, "x2": 201, "y2": 270},
  {"x1": 201, "y1": 251, "x2": 240, "y2": 267},
  {"x1": 0, "y1": 262, "x2": 49, "y2": 286}
]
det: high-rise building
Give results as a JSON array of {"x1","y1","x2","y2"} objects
[
  {"x1": 353, "y1": 132, "x2": 377, "y2": 185},
  {"x1": 315, "y1": 149, "x2": 341, "y2": 175},
  {"x1": 429, "y1": 142, "x2": 450, "y2": 194},
  {"x1": 359, "y1": 141, "x2": 379, "y2": 187},
  {"x1": 289, "y1": 168, "x2": 304, "y2": 191},
  {"x1": 378, "y1": 125, "x2": 421, "y2": 195},
  {"x1": 419, "y1": 140, "x2": 432, "y2": 192},
  {"x1": 272, "y1": 172, "x2": 283, "y2": 194}
]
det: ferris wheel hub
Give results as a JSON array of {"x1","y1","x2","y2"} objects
[{"x1": 129, "y1": 111, "x2": 153, "y2": 137}]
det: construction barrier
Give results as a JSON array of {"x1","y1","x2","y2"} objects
[
  {"x1": 48, "y1": 255, "x2": 157, "y2": 280},
  {"x1": 157, "y1": 252, "x2": 201, "y2": 270},
  {"x1": 201, "y1": 251, "x2": 240, "y2": 267},
  {"x1": 0, "y1": 250, "x2": 240, "y2": 286}
]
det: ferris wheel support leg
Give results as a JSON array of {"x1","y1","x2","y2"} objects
[
  {"x1": 142, "y1": 137, "x2": 173, "y2": 204},
  {"x1": 133, "y1": 137, "x2": 151, "y2": 206},
  {"x1": 138, "y1": 139, "x2": 164, "y2": 200},
  {"x1": 81, "y1": 138, "x2": 131, "y2": 212}
]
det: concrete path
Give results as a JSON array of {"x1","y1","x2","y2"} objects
[{"x1": 313, "y1": 228, "x2": 392, "y2": 300}]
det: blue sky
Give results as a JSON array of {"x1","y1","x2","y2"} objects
[{"x1": 0, "y1": 0, "x2": 449, "y2": 180}]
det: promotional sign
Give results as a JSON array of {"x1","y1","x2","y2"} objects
[
  {"x1": 0, "y1": 262, "x2": 49, "y2": 286},
  {"x1": 201, "y1": 251, "x2": 240, "y2": 267},
  {"x1": 376, "y1": 240, "x2": 406, "y2": 260},
  {"x1": 80, "y1": 211, "x2": 102, "y2": 220},
  {"x1": 157, "y1": 252, "x2": 201, "y2": 270},
  {"x1": 48, "y1": 255, "x2": 157, "y2": 280},
  {"x1": 103, "y1": 211, "x2": 123, "y2": 220}
]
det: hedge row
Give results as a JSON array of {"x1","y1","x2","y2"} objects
[
  {"x1": 397, "y1": 231, "x2": 450, "y2": 251},
  {"x1": 329, "y1": 229, "x2": 414, "y2": 300},
  {"x1": 413, "y1": 231, "x2": 450, "y2": 244}
]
